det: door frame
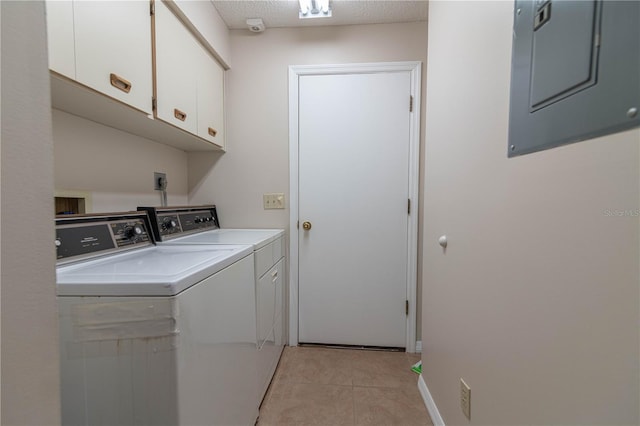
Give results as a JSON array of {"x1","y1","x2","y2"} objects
[{"x1": 288, "y1": 61, "x2": 421, "y2": 352}]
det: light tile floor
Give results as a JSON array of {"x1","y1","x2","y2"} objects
[{"x1": 257, "y1": 346, "x2": 433, "y2": 426}]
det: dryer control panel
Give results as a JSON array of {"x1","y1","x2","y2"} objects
[
  {"x1": 138, "y1": 205, "x2": 220, "y2": 241},
  {"x1": 55, "y1": 212, "x2": 153, "y2": 264}
]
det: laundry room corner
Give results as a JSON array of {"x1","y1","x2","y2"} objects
[{"x1": 186, "y1": 21, "x2": 428, "y2": 347}]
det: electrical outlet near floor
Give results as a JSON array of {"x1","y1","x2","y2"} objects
[
  {"x1": 460, "y1": 378, "x2": 471, "y2": 420},
  {"x1": 263, "y1": 193, "x2": 285, "y2": 209}
]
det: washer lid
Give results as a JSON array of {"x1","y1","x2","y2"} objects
[
  {"x1": 56, "y1": 244, "x2": 253, "y2": 296},
  {"x1": 165, "y1": 229, "x2": 284, "y2": 250}
]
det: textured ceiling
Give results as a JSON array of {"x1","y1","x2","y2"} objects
[{"x1": 211, "y1": 0, "x2": 428, "y2": 30}]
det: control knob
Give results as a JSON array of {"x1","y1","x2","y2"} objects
[
  {"x1": 124, "y1": 225, "x2": 144, "y2": 240},
  {"x1": 163, "y1": 218, "x2": 178, "y2": 230}
]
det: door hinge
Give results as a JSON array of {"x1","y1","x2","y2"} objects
[
  {"x1": 409, "y1": 95, "x2": 414, "y2": 112},
  {"x1": 405, "y1": 300, "x2": 409, "y2": 316},
  {"x1": 407, "y1": 199, "x2": 411, "y2": 215},
  {"x1": 152, "y1": 97, "x2": 157, "y2": 111},
  {"x1": 150, "y1": 0, "x2": 155, "y2": 16}
]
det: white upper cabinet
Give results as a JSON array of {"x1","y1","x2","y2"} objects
[
  {"x1": 154, "y1": 0, "x2": 198, "y2": 135},
  {"x1": 73, "y1": 1, "x2": 153, "y2": 115},
  {"x1": 195, "y1": 43, "x2": 225, "y2": 148},
  {"x1": 45, "y1": 1, "x2": 75, "y2": 79},
  {"x1": 46, "y1": 0, "x2": 153, "y2": 115},
  {"x1": 45, "y1": 0, "x2": 227, "y2": 152},
  {"x1": 154, "y1": 0, "x2": 225, "y2": 148}
]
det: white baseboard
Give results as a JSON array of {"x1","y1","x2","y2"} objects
[
  {"x1": 418, "y1": 374, "x2": 445, "y2": 426},
  {"x1": 415, "y1": 340, "x2": 422, "y2": 353}
]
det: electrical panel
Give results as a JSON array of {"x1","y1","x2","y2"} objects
[{"x1": 508, "y1": 0, "x2": 640, "y2": 157}]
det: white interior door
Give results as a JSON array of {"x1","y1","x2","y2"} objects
[{"x1": 297, "y1": 70, "x2": 412, "y2": 348}]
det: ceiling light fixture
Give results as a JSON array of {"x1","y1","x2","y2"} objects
[{"x1": 299, "y1": 0, "x2": 332, "y2": 19}]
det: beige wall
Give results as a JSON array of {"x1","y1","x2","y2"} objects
[
  {"x1": 53, "y1": 109, "x2": 189, "y2": 212},
  {"x1": 1, "y1": 1, "x2": 61, "y2": 424},
  {"x1": 188, "y1": 21, "x2": 428, "y2": 340},
  {"x1": 421, "y1": 1, "x2": 639, "y2": 424}
]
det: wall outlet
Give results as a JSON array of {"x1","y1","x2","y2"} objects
[
  {"x1": 263, "y1": 193, "x2": 285, "y2": 209},
  {"x1": 154, "y1": 172, "x2": 167, "y2": 190},
  {"x1": 460, "y1": 378, "x2": 471, "y2": 420}
]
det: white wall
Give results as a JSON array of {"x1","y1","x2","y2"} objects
[
  {"x1": 1, "y1": 1, "x2": 61, "y2": 424},
  {"x1": 53, "y1": 109, "x2": 189, "y2": 212},
  {"x1": 421, "y1": 1, "x2": 639, "y2": 424},
  {"x1": 189, "y1": 22, "x2": 427, "y2": 226}
]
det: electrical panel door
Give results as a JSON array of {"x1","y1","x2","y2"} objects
[{"x1": 508, "y1": 0, "x2": 640, "y2": 157}]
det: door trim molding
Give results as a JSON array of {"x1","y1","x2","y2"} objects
[{"x1": 288, "y1": 61, "x2": 421, "y2": 352}]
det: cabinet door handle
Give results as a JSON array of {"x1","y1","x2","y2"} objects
[
  {"x1": 174, "y1": 109, "x2": 187, "y2": 121},
  {"x1": 109, "y1": 73, "x2": 131, "y2": 93},
  {"x1": 208, "y1": 127, "x2": 217, "y2": 137},
  {"x1": 271, "y1": 270, "x2": 278, "y2": 282}
]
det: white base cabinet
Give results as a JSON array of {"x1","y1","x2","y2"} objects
[
  {"x1": 257, "y1": 259, "x2": 283, "y2": 346},
  {"x1": 254, "y1": 237, "x2": 286, "y2": 405},
  {"x1": 256, "y1": 258, "x2": 285, "y2": 402}
]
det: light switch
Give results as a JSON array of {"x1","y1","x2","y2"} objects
[{"x1": 263, "y1": 193, "x2": 285, "y2": 209}]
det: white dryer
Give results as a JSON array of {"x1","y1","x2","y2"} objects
[
  {"x1": 138, "y1": 205, "x2": 285, "y2": 406},
  {"x1": 56, "y1": 211, "x2": 258, "y2": 426}
]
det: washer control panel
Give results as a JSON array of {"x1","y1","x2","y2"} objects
[
  {"x1": 110, "y1": 219, "x2": 150, "y2": 247},
  {"x1": 56, "y1": 212, "x2": 153, "y2": 264},
  {"x1": 158, "y1": 214, "x2": 181, "y2": 237},
  {"x1": 138, "y1": 205, "x2": 220, "y2": 241}
]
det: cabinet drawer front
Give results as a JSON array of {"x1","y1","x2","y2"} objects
[
  {"x1": 255, "y1": 237, "x2": 285, "y2": 279},
  {"x1": 254, "y1": 244, "x2": 272, "y2": 279},
  {"x1": 272, "y1": 237, "x2": 284, "y2": 263},
  {"x1": 73, "y1": 1, "x2": 153, "y2": 114}
]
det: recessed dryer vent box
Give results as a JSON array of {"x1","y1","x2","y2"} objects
[{"x1": 508, "y1": 0, "x2": 640, "y2": 157}]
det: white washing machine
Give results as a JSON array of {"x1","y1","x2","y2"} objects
[
  {"x1": 138, "y1": 205, "x2": 286, "y2": 406},
  {"x1": 56, "y1": 211, "x2": 258, "y2": 426}
]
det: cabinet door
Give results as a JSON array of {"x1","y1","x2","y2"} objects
[
  {"x1": 46, "y1": 0, "x2": 76, "y2": 79},
  {"x1": 73, "y1": 1, "x2": 153, "y2": 114},
  {"x1": 257, "y1": 258, "x2": 284, "y2": 346},
  {"x1": 257, "y1": 265, "x2": 277, "y2": 346},
  {"x1": 273, "y1": 258, "x2": 284, "y2": 327},
  {"x1": 154, "y1": 0, "x2": 197, "y2": 134},
  {"x1": 195, "y1": 44, "x2": 225, "y2": 148}
]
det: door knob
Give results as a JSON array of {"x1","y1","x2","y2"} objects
[{"x1": 302, "y1": 221, "x2": 312, "y2": 230}]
